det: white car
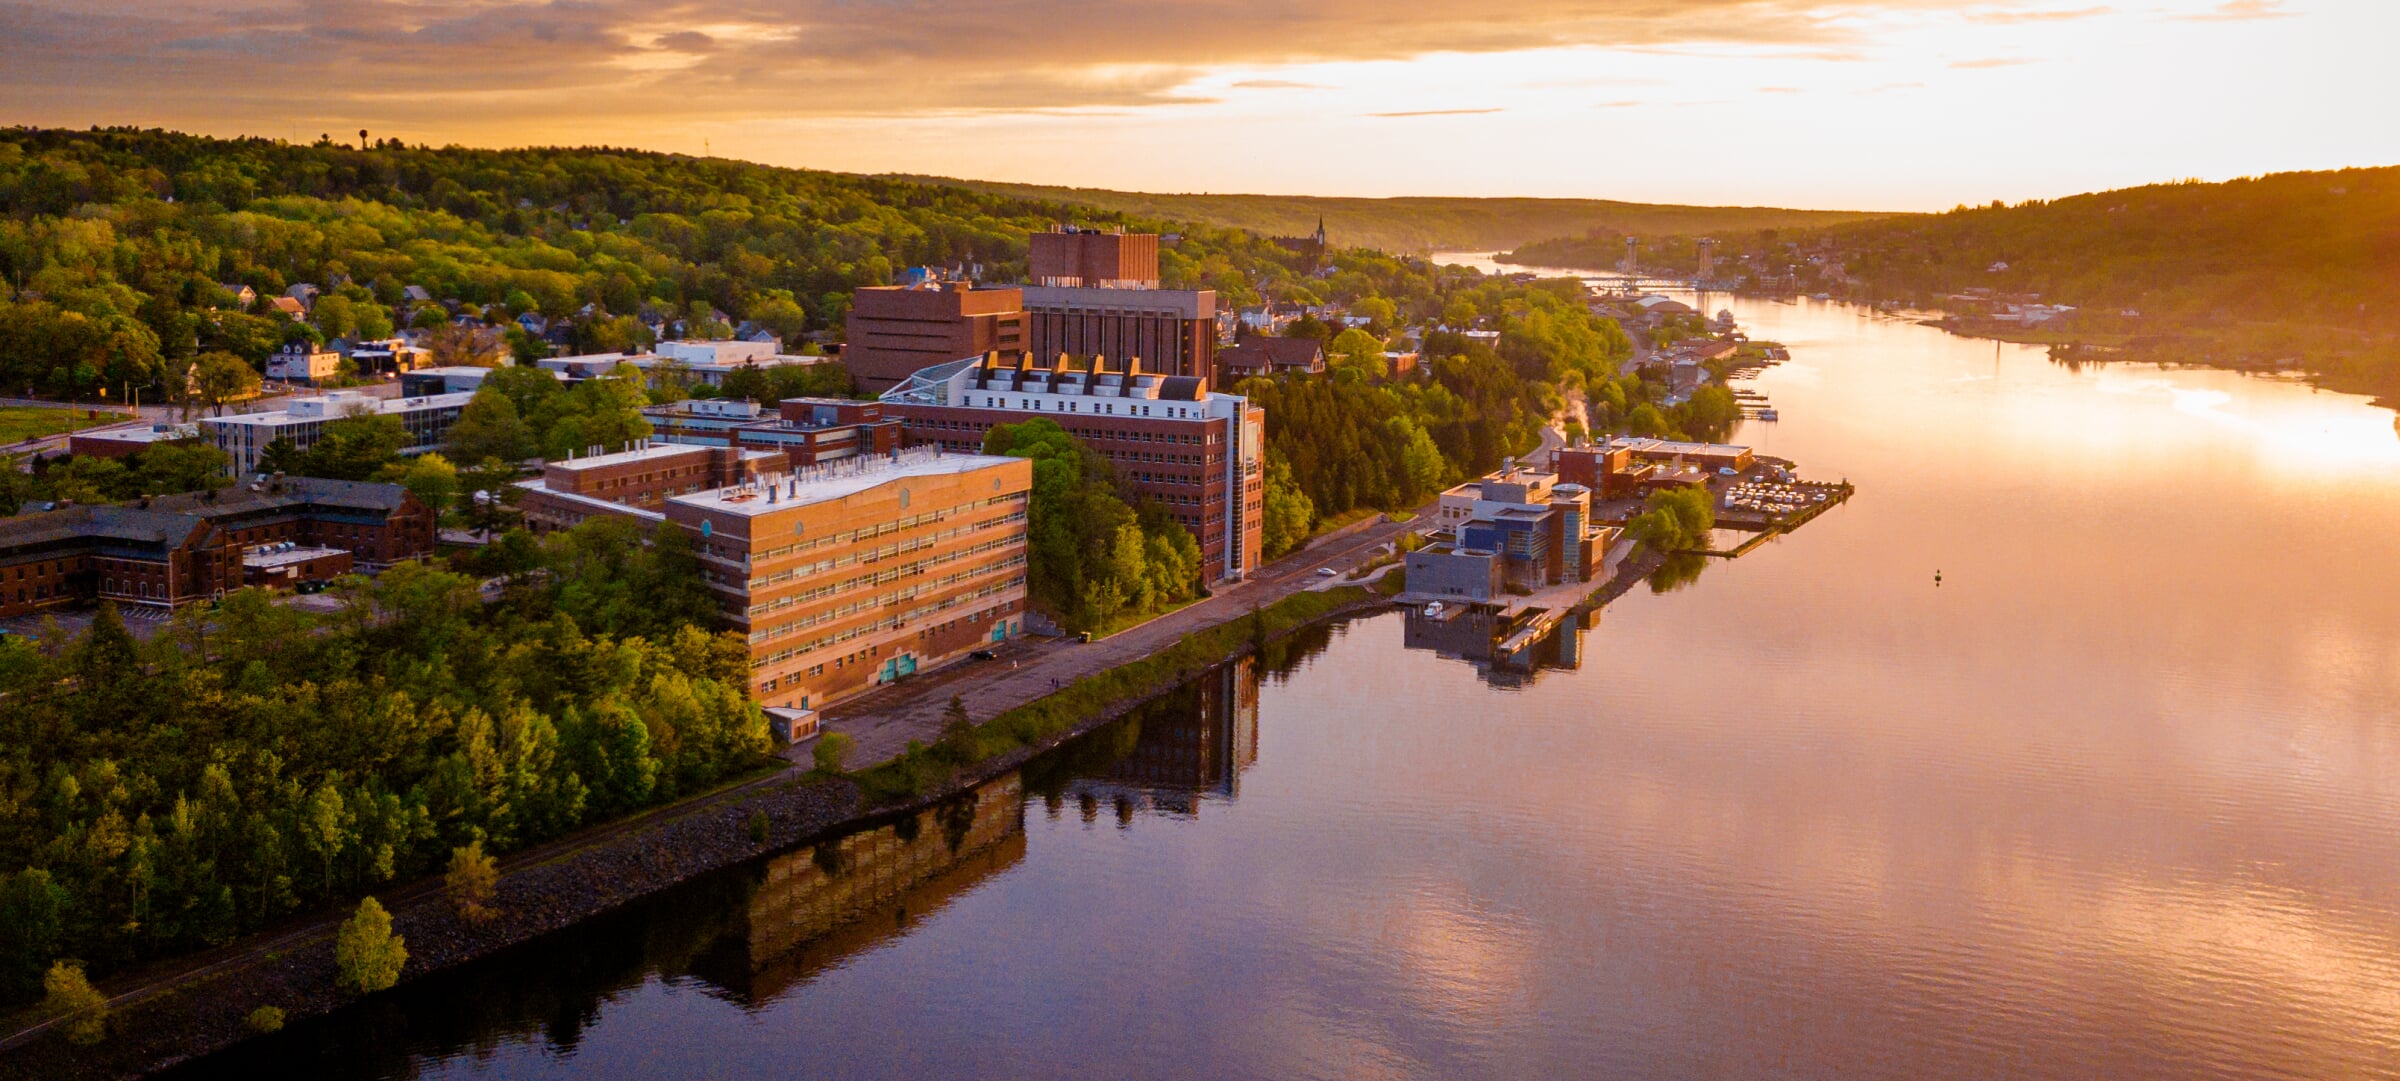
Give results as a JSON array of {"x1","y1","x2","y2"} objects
[{"x1": 1316, "y1": 567, "x2": 1340, "y2": 577}]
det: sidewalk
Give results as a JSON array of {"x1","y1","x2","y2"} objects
[{"x1": 813, "y1": 508, "x2": 1420, "y2": 768}]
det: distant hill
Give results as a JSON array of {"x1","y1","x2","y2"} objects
[{"x1": 889, "y1": 176, "x2": 1895, "y2": 255}]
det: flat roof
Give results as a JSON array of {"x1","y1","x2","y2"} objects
[
  {"x1": 546, "y1": 442, "x2": 774, "y2": 472},
  {"x1": 672, "y1": 449, "x2": 1019, "y2": 518},
  {"x1": 203, "y1": 392, "x2": 475, "y2": 427},
  {"x1": 243, "y1": 545, "x2": 346, "y2": 569},
  {"x1": 513, "y1": 478, "x2": 669, "y2": 522},
  {"x1": 76, "y1": 424, "x2": 196, "y2": 444},
  {"x1": 1607, "y1": 436, "x2": 1751, "y2": 456}
]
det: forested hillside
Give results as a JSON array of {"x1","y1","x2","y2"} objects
[
  {"x1": 896, "y1": 176, "x2": 1890, "y2": 255},
  {"x1": 1501, "y1": 167, "x2": 2400, "y2": 402}
]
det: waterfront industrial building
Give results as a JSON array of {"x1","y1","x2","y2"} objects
[
  {"x1": 878, "y1": 352, "x2": 1264, "y2": 583},
  {"x1": 1554, "y1": 437, "x2": 1755, "y2": 500},
  {"x1": 1411, "y1": 462, "x2": 1608, "y2": 602}
]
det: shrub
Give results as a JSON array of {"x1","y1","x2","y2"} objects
[
  {"x1": 42, "y1": 961, "x2": 106, "y2": 1046},
  {"x1": 811, "y1": 731, "x2": 854, "y2": 776},
  {"x1": 245, "y1": 1005, "x2": 286, "y2": 1034},
  {"x1": 334, "y1": 897, "x2": 408, "y2": 995},
  {"x1": 445, "y1": 841, "x2": 499, "y2": 924}
]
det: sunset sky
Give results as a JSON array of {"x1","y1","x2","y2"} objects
[{"x1": 2, "y1": 0, "x2": 2387, "y2": 210}]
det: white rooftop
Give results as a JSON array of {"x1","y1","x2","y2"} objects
[
  {"x1": 671, "y1": 448, "x2": 1017, "y2": 517},
  {"x1": 545, "y1": 441, "x2": 775, "y2": 473},
  {"x1": 204, "y1": 391, "x2": 475, "y2": 427},
  {"x1": 243, "y1": 545, "x2": 346, "y2": 569}
]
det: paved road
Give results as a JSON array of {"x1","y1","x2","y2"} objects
[{"x1": 813, "y1": 509, "x2": 1422, "y2": 768}]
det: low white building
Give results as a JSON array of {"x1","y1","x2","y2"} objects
[{"x1": 200, "y1": 390, "x2": 476, "y2": 475}]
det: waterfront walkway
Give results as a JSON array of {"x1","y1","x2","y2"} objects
[{"x1": 812, "y1": 509, "x2": 1422, "y2": 768}]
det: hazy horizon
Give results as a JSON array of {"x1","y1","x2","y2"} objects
[{"x1": 2, "y1": 1, "x2": 2386, "y2": 212}]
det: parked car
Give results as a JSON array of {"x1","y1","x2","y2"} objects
[
  {"x1": 294, "y1": 579, "x2": 327, "y2": 595},
  {"x1": 1316, "y1": 567, "x2": 1339, "y2": 577},
  {"x1": 969, "y1": 649, "x2": 998, "y2": 661}
]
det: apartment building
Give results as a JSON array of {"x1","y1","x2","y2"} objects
[{"x1": 879, "y1": 353, "x2": 1264, "y2": 582}]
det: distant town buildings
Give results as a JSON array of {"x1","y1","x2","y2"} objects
[
  {"x1": 1555, "y1": 437, "x2": 1753, "y2": 500},
  {"x1": 265, "y1": 342, "x2": 342, "y2": 384},
  {"x1": 1217, "y1": 337, "x2": 1326, "y2": 382},
  {"x1": 879, "y1": 352, "x2": 1264, "y2": 582}
]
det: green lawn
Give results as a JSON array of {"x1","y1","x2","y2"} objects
[{"x1": 0, "y1": 406, "x2": 132, "y2": 444}]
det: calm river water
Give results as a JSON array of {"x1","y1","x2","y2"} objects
[{"x1": 180, "y1": 261, "x2": 2400, "y2": 1080}]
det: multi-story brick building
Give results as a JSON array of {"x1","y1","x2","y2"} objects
[
  {"x1": 641, "y1": 398, "x2": 904, "y2": 469},
  {"x1": 844, "y1": 247, "x2": 1218, "y2": 392},
  {"x1": 1028, "y1": 227, "x2": 1160, "y2": 288},
  {"x1": 879, "y1": 353, "x2": 1264, "y2": 582},
  {"x1": 1019, "y1": 285, "x2": 1216, "y2": 384},
  {"x1": 514, "y1": 441, "x2": 779, "y2": 532},
  {"x1": 843, "y1": 284, "x2": 1027, "y2": 395},
  {"x1": 0, "y1": 476, "x2": 435, "y2": 617},
  {"x1": 513, "y1": 444, "x2": 1033, "y2": 713}
]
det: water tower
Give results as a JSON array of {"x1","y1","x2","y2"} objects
[
  {"x1": 1621, "y1": 236, "x2": 1639, "y2": 274},
  {"x1": 1697, "y1": 238, "x2": 1717, "y2": 282}
]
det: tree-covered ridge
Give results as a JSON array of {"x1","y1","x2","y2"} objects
[
  {"x1": 894, "y1": 176, "x2": 1894, "y2": 255},
  {"x1": 0, "y1": 126, "x2": 1090, "y2": 401},
  {"x1": 1813, "y1": 168, "x2": 2400, "y2": 327},
  {"x1": 0, "y1": 518, "x2": 763, "y2": 1006},
  {"x1": 1499, "y1": 167, "x2": 2400, "y2": 401}
]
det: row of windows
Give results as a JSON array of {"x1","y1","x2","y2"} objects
[
  {"x1": 966, "y1": 394, "x2": 1204, "y2": 420},
  {"x1": 747, "y1": 552, "x2": 1025, "y2": 647},
  {"x1": 740, "y1": 513, "x2": 1024, "y2": 593},
  {"x1": 750, "y1": 574, "x2": 1026, "y2": 671},
  {"x1": 739, "y1": 493, "x2": 1025, "y2": 564},
  {"x1": 745, "y1": 546, "x2": 1025, "y2": 641}
]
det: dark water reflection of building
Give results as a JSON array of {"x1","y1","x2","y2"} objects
[
  {"x1": 166, "y1": 643, "x2": 1309, "y2": 1081},
  {"x1": 1401, "y1": 603, "x2": 1589, "y2": 687},
  {"x1": 1038, "y1": 656, "x2": 1261, "y2": 818},
  {"x1": 694, "y1": 774, "x2": 1027, "y2": 1004}
]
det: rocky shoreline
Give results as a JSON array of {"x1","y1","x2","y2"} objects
[{"x1": 0, "y1": 591, "x2": 1398, "y2": 1081}]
